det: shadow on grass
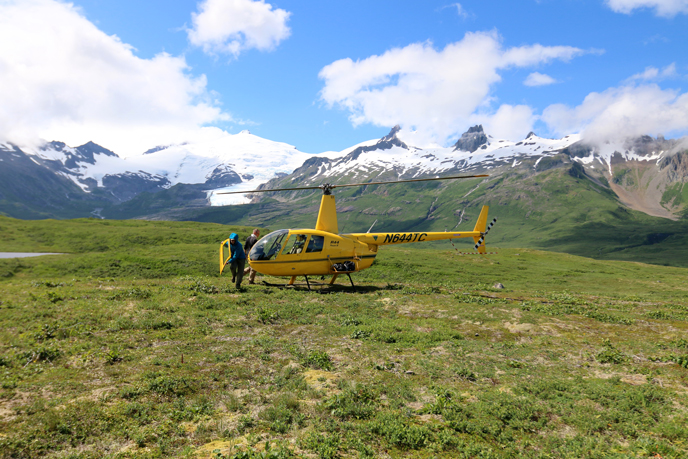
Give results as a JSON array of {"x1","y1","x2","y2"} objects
[{"x1": 259, "y1": 278, "x2": 399, "y2": 294}]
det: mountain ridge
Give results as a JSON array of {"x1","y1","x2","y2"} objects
[
  {"x1": 254, "y1": 125, "x2": 687, "y2": 220},
  {"x1": 1, "y1": 126, "x2": 687, "y2": 223}
]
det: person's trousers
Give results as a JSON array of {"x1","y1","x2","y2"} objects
[
  {"x1": 230, "y1": 259, "x2": 245, "y2": 288},
  {"x1": 243, "y1": 266, "x2": 257, "y2": 283}
]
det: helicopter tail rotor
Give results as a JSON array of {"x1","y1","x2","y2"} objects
[
  {"x1": 473, "y1": 218, "x2": 497, "y2": 251},
  {"x1": 472, "y1": 206, "x2": 497, "y2": 253}
]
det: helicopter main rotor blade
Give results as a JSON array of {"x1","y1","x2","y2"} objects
[
  {"x1": 329, "y1": 174, "x2": 489, "y2": 189},
  {"x1": 216, "y1": 185, "x2": 323, "y2": 195},
  {"x1": 215, "y1": 173, "x2": 489, "y2": 195}
]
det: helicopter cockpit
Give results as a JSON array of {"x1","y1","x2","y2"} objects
[{"x1": 249, "y1": 230, "x2": 326, "y2": 261}]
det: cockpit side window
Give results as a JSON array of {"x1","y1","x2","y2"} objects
[
  {"x1": 282, "y1": 234, "x2": 309, "y2": 255},
  {"x1": 306, "y1": 235, "x2": 324, "y2": 253}
]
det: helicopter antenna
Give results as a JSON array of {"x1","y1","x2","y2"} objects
[
  {"x1": 366, "y1": 219, "x2": 378, "y2": 233},
  {"x1": 216, "y1": 174, "x2": 489, "y2": 195}
]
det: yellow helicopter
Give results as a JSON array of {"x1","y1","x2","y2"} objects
[{"x1": 218, "y1": 175, "x2": 496, "y2": 289}]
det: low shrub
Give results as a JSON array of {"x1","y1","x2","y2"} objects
[
  {"x1": 303, "y1": 350, "x2": 333, "y2": 371},
  {"x1": 597, "y1": 340, "x2": 627, "y2": 364},
  {"x1": 143, "y1": 372, "x2": 196, "y2": 397},
  {"x1": 259, "y1": 394, "x2": 302, "y2": 433},
  {"x1": 22, "y1": 345, "x2": 61, "y2": 364},
  {"x1": 323, "y1": 385, "x2": 378, "y2": 420}
]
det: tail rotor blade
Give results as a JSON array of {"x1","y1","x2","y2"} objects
[
  {"x1": 483, "y1": 218, "x2": 497, "y2": 236},
  {"x1": 474, "y1": 218, "x2": 497, "y2": 250}
]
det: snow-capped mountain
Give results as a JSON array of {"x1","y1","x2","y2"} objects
[
  {"x1": 273, "y1": 124, "x2": 687, "y2": 186},
  {"x1": 16, "y1": 130, "x2": 314, "y2": 204},
  {"x1": 258, "y1": 125, "x2": 688, "y2": 220},
  {"x1": 1, "y1": 124, "x2": 686, "y2": 220},
  {"x1": 283, "y1": 125, "x2": 581, "y2": 184}
]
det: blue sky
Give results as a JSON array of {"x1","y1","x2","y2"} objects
[{"x1": 0, "y1": 0, "x2": 686, "y2": 155}]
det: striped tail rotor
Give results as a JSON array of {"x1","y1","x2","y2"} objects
[{"x1": 474, "y1": 217, "x2": 497, "y2": 250}]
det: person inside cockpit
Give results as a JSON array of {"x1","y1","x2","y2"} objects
[{"x1": 288, "y1": 234, "x2": 307, "y2": 254}]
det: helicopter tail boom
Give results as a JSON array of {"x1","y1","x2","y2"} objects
[
  {"x1": 345, "y1": 206, "x2": 493, "y2": 252},
  {"x1": 346, "y1": 229, "x2": 481, "y2": 246}
]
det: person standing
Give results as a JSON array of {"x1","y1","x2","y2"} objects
[
  {"x1": 225, "y1": 233, "x2": 246, "y2": 288},
  {"x1": 243, "y1": 229, "x2": 260, "y2": 284}
]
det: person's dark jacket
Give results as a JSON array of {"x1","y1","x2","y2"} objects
[
  {"x1": 244, "y1": 234, "x2": 258, "y2": 254},
  {"x1": 228, "y1": 233, "x2": 246, "y2": 262}
]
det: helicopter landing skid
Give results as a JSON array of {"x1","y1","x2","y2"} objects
[{"x1": 261, "y1": 274, "x2": 356, "y2": 292}]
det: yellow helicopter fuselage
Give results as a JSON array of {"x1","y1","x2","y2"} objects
[{"x1": 220, "y1": 192, "x2": 493, "y2": 282}]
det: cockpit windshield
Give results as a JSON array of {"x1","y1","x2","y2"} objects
[{"x1": 249, "y1": 229, "x2": 289, "y2": 261}]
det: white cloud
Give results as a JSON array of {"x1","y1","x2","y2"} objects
[
  {"x1": 0, "y1": 0, "x2": 230, "y2": 156},
  {"x1": 542, "y1": 84, "x2": 688, "y2": 143},
  {"x1": 319, "y1": 31, "x2": 585, "y2": 145},
  {"x1": 605, "y1": 0, "x2": 688, "y2": 17},
  {"x1": 627, "y1": 63, "x2": 678, "y2": 81},
  {"x1": 440, "y1": 3, "x2": 470, "y2": 18},
  {"x1": 643, "y1": 34, "x2": 670, "y2": 44},
  {"x1": 524, "y1": 72, "x2": 558, "y2": 86},
  {"x1": 188, "y1": 0, "x2": 291, "y2": 57},
  {"x1": 501, "y1": 44, "x2": 586, "y2": 67},
  {"x1": 471, "y1": 104, "x2": 536, "y2": 141}
]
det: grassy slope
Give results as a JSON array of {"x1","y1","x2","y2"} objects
[{"x1": 1, "y1": 218, "x2": 687, "y2": 458}]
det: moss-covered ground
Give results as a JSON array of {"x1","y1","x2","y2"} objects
[{"x1": 1, "y1": 217, "x2": 687, "y2": 458}]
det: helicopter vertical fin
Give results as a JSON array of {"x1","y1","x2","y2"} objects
[
  {"x1": 315, "y1": 194, "x2": 339, "y2": 234},
  {"x1": 472, "y1": 206, "x2": 489, "y2": 254}
]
